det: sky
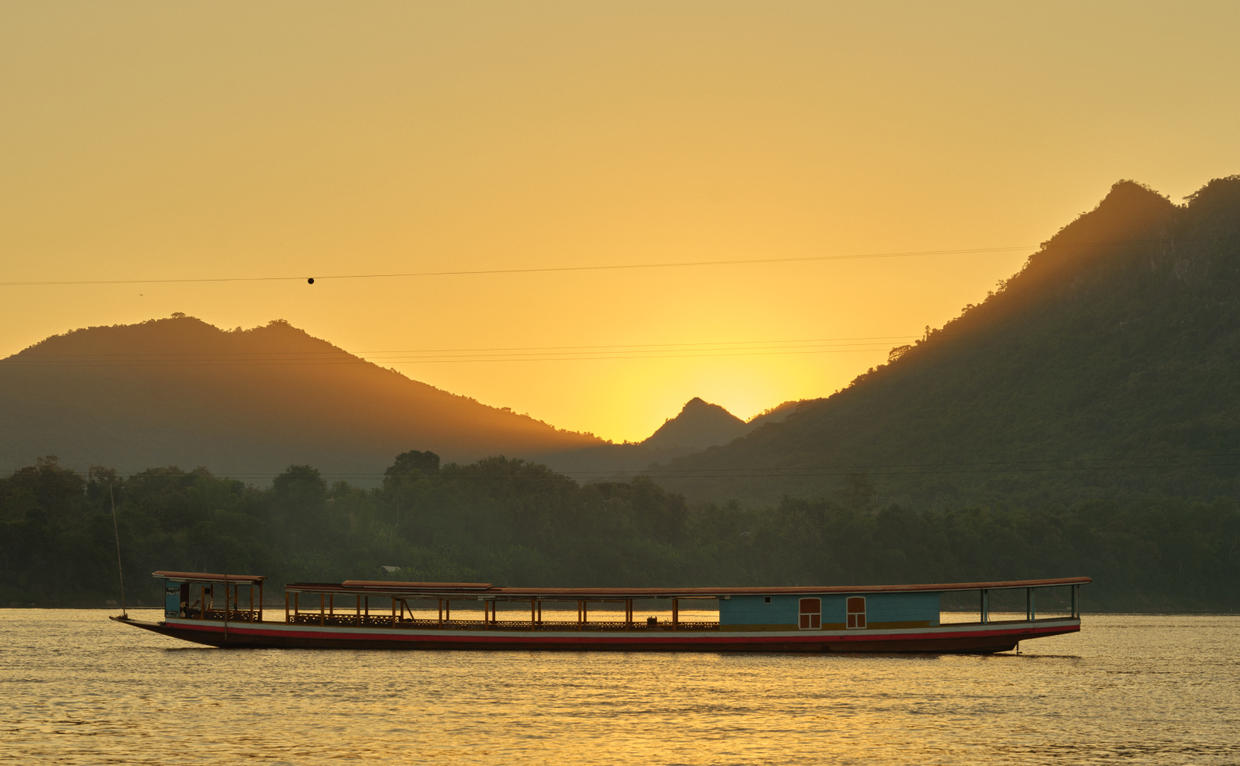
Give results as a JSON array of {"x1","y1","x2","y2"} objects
[{"x1": 2, "y1": 1, "x2": 1238, "y2": 443}]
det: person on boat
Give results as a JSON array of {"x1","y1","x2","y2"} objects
[{"x1": 185, "y1": 586, "x2": 213, "y2": 618}]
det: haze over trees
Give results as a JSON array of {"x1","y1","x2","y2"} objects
[{"x1": 2, "y1": 454, "x2": 1234, "y2": 611}]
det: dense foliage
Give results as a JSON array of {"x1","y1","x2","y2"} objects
[
  {"x1": 2, "y1": 455, "x2": 1235, "y2": 612},
  {"x1": 656, "y1": 178, "x2": 1240, "y2": 509}
]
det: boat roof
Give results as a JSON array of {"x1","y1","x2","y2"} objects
[
  {"x1": 153, "y1": 570, "x2": 265, "y2": 584},
  {"x1": 343, "y1": 580, "x2": 493, "y2": 590},
  {"x1": 284, "y1": 576, "x2": 1091, "y2": 599}
]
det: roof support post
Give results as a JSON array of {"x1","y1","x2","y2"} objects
[
  {"x1": 980, "y1": 589, "x2": 989, "y2": 625},
  {"x1": 284, "y1": 591, "x2": 290, "y2": 624},
  {"x1": 672, "y1": 599, "x2": 679, "y2": 630}
]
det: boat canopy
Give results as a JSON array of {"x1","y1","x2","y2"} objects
[
  {"x1": 341, "y1": 580, "x2": 493, "y2": 591},
  {"x1": 153, "y1": 570, "x2": 266, "y2": 585},
  {"x1": 283, "y1": 576, "x2": 1091, "y2": 600}
]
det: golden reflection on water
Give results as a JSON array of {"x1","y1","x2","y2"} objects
[{"x1": 1, "y1": 610, "x2": 1237, "y2": 764}]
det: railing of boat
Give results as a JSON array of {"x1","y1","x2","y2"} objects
[
  {"x1": 284, "y1": 613, "x2": 721, "y2": 631},
  {"x1": 199, "y1": 608, "x2": 262, "y2": 623}
]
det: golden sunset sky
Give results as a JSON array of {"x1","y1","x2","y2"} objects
[{"x1": 2, "y1": 1, "x2": 1238, "y2": 442}]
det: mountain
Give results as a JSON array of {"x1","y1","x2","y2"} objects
[
  {"x1": 0, "y1": 316, "x2": 601, "y2": 481},
  {"x1": 652, "y1": 177, "x2": 1240, "y2": 508},
  {"x1": 536, "y1": 398, "x2": 756, "y2": 479},
  {"x1": 642, "y1": 398, "x2": 750, "y2": 452}
]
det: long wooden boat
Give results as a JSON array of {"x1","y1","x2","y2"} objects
[{"x1": 112, "y1": 571, "x2": 1089, "y2": 653}]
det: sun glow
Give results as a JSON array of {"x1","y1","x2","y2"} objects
[{"x1": 2, "y1": 2, "x2": 1239, "y2": 441}]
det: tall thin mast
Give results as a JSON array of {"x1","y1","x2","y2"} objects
[{"x1": 109, "y1": 483, "x2": 127, "y2": 618}]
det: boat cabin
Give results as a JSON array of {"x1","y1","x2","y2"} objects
[
  {"x1": 156, "y1": 570, "x2": 265, "y2": 622},
  {"x1": 718, "y1": 591, "x2": 941, "y2": 631}
]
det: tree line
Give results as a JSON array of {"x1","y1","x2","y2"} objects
[{"x1": 1, "y1": 453, "x2": 1236, "y2": 611}]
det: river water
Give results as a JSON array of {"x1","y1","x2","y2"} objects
[{"x1": 1, "y1": 610, "x2": 1236, "y2": 764}]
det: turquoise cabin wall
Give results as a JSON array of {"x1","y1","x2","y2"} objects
[
  {"x1": 821, "y1": 595, "x2": 846, "y2": 623},
  {"x1": 865, "y1": 592, "x2": 940, "y2": 625},
  {"x1": 718, "y1": 595, "x2": 801, "y2": 625},
  {"x1": 719, "y1": 592, "x2": 941, "y2": 627},
  {"x1": 163, "y1": 580, "x2": 180, "y2": 617}
]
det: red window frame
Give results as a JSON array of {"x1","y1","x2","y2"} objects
[
  {"x1": 846, "y1": 596, "x2": 866, "y2": 629},
  {"x1": 798, "y1": 597, "x2": 821, "y2": 629}
]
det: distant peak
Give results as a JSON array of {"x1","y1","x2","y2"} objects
[
  {"x1": 10, "y1": 315, "x2": 343, "y2": 362},
  {"x1": 643, "y1": 397, "x2": 749, "y2": 451},
  {"x1": 156, "y1": 313, "x2": 212, "y2": 328},
  {"x1": 1098, "y1": 179, "x2": 1174, "y2": 212},
  {"x1": 675, "y1": 397, "x2": 740, "y2": 421},
  {"x1": 1030, "y1": 179, "x2": 1177, "y2": 267}
]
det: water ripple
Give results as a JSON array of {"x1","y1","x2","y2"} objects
[{"x1": 0, "y1": 611, "x2": 1237, "y2": 764}]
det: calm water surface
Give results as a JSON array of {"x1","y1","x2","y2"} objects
[{"x1": 1, "y1": 611, "x2": 1236, "y2": 764}]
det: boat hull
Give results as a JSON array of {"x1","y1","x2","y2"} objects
[{"x1": 112, "y1": 616, "x2": 1079, "y2": 653}]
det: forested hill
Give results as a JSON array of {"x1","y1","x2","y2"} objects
[
  {"x1": 3, "y1": 455, "x2": 1235, "y2": 610},
  {"x1": 654, "y1": 177, "x2": 1240, "y2": 508},
  {"x1": 0, "y1": 316, "x2": 600, "y2": 480}
]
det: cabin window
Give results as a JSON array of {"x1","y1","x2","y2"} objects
[
  {"x1": 798, "y1": 598, "x2": 821, "y2": 629},
  {"x1": 846, "y1": 596, "x2": 867, "y2": 629}
]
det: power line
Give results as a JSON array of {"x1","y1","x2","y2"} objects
[
  {"x1": 0, "y1": 245, "x2": 1032, "y2": 287},
  {"x1": 1, "y1": 228, "x2": 1208, "y2": 288}
]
